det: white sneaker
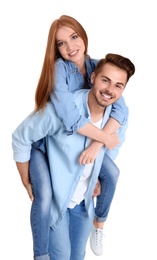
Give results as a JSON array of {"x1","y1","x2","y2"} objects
[{"x1": 90, "y1": 226, "x2": 104, "y2": 256}]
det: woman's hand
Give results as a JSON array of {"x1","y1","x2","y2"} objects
[
  {"x1": 79, "y1": 141, "x2": 102, "y2": 165},
  {"x1": 92, "y1": 179, "x2": 101, "y2": 197}
]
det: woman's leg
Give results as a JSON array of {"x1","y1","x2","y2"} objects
[
  {"x1": 95, "y1": 153, "x2": 120, "y2": 222},
  {"x1": 90, "y1": 153, "x2": 120, "y2": 256},
  {"x1": 29, "y1": 140, "x2": 52, "y2": 259}
]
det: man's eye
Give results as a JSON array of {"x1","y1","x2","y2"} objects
[
  {"x1": 116, "y1": 84, "x2": 122, "y2": 89},
  {"x1": 103, "y1": 79, "x2": 108, "y2": 83}
]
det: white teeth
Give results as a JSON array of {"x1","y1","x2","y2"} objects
[
  {"x1": 102, "y1": 93, "x2": 111, "y2": 99},
  {"x1": 69, "y1": 51, "x2": 77, "y2": 56}
]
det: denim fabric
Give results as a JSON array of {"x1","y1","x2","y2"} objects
[
  {"x1": 12, "y1": 89, "x2": 128, "y2": 258},
  {"x1": 29, "y1": 146, "x2": 120, "y2": 257},
  {"x1": 50, "y1": 57, "x2": 128, "y2": 134},
  {"x1": 12, "y1": 90, "x2": 127, "y2": 228},
  {"x1": 48, "y1": 200, "x2": 93, "y2": 260},
  {"x1": 34, "y1": 254, "x2": 50, "y2": 260},
  {"x1": 50, "y1": 57, "x2": 98, "y2": 134},
  {"x1": 95, "y1": 153, "x2": 120, "y2": 222},
  {"x1": 12, "y1": 90, "x2": 128, "y2": 228},
  {"x1": 30, "y1": 145, "x2": 52, "y2": 257},
  {"x1": 111, "y1": 95, "x2": 128, "y2": 125}
]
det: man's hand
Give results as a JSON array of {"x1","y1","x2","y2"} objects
[
  {"x1": 25, "y1": 182, "x2": 34, "y2": 201},
  {"x1": 92, "y1": 179, "x2": 101, "y2": 197}
]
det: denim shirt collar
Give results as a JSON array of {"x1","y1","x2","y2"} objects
[{"x1": 63, "y1": 55, "x2": 96, "y2": 88}]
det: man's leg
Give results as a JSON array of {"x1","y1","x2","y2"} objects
[
  {"x1": 48, "y1": 211, "x2": 71, "y2": 260},
  {"x1": 49, "y1": 200, "x2": 93, "y2": 260},
  {"x1": 70, "y1": 200, "x2": 93, "y2": 260}
]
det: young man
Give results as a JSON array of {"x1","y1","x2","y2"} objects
[{"x1": 12, "y1": 53, "x2": 135, "y2": 260}]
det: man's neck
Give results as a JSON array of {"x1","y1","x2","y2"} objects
[
  {"x1": 88, "y1": 92, "x2": 105, "y2": 123},
  {"x1": 90, "y1": 110, "x2": 104, "y2": 123}
]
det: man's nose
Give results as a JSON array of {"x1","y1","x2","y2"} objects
[{"x1": 106, "y1": 83, "x2": 114, "y2": 93}]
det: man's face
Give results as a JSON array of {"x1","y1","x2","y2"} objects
[{"x1": 91, "y1": 63, "x2": 127, "y2": 107}]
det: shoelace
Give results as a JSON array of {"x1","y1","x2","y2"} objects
[{"x1": 95, "y1": 229, "x2": 103, "y2": 247}]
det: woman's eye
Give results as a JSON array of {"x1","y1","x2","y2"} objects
[
  {"x1": 57, "y1": 42, "x2": 64, "y2": 47},
  {"x1": 72, "y1": 34, "x2": 78, "y2": 40}
]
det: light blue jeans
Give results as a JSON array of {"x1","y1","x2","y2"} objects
[
  {"x1": 29, "y1": 140, "x2": 119, "y2": 259},
  {"x1": 48, "y1": 200, "x2": 93, "y2": 260}
]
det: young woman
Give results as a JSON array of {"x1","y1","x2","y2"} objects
[{"x1": 17, "y1": 15, "x2": 128, "y2": 259}]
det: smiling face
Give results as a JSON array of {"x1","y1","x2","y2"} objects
[
  {"x1": 90, "y1": 62, "x2": 127, "y2": 108},
  {"x1": 55, "y1": 26, "x2": 85, "y2": 66}
]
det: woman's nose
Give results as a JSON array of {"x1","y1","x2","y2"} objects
[{"x1": 66, "y1": 41, "x2": 73, "y2": 51}]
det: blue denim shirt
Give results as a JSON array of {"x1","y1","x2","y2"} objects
[
  {"x1": 12, "y1": 89, "x2": 128, "y2": 230},
  {"x1": 50, "y1": 57, "x2": 128, "y2": 134}
]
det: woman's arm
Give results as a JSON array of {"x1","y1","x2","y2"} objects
[
  {"x1": 50, "y1": 60, "x2": 90, "y2": 134},
  {"x1": 79, "y1": 118, "x2": 120, "y2": 165},
  {"x1": 78, "y1": 120, "x2": 120, "y2": 149},
  {"x1": 51, "y1": 59, "x2": 128, "y2": 149},
  {"x1": 51, "y1": 60, "x2": 120, "y2": 146},
  {"x1": 79, "y1": 96, "x2": 128, "y2": 164}
]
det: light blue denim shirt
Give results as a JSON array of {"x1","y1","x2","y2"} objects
[
  {"x1": 12, "y1": 89, "x2": 128, "y2": 230},
  {"x1": 50, "y1": 56, "x2": 128, "y2": 135}
]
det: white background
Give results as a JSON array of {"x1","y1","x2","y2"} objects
[{"x1": 0, "y1": 0, "x2": 157, "y2": 259}]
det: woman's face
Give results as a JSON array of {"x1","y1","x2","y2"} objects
[{"x1": 55, "y1": 26, "x2": 85, "y2": 65}]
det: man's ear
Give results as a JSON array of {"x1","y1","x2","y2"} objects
[{"x1": 90, "y1": 72, "x2": 95, "y2": 84}]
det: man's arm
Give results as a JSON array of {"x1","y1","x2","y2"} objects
[{"x1": 12, "y1": 102, "x2": 57, "y2": 163}]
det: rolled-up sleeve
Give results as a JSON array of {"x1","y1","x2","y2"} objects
[
  {"x1": 110, "y1": 96, "x2": 128, "y2": 125},
  {"x1": 12, "y1": 103, "x2": 57, "y2": 162},
  {"x1": 106, "y1": 119, "x2": 128, "y2": 161}
]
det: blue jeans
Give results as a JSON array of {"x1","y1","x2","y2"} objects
[
  {"x1": 29, "y1": 141, "x2": 52, "y2": 259},
  {"x1": 95, "y1": 153, "x2": 120, "y2": 222},
  {"x1": 48, "y1": 200, "x2": 93, "y2": 260},
  {"x1": 29, "y1": 140, "x2": 119, "y2": 259}
]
